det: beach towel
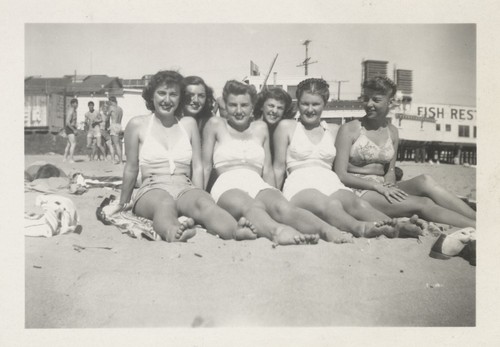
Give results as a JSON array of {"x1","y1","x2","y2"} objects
[{"x1": 98, "y1": 203, "x2": 205, "y2": 241}]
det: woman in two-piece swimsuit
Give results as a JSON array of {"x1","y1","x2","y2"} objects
[
  {"x1": 101, "y1": 70, "x2": 256, "y2": 242},
  {"x1": 334, "y1": 76, "x2": 476, "y2": 229},
  {"x1": 202, "y1": 80, "x2": 352, "y2": 245},
  {"x1": 273, "y1": 78, "x2": 424, "y2": 238}
]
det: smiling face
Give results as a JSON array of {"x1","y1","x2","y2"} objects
[
  {"x1": 298, "y1": 91, "x2": 325, "y2": 127},
  {"x1": 153, "y1": 83, "x2": 181, "y2": 118},
  {"x1": 183, "y1": 84, "x2": 207, "y2": 117},
  {"x1": 363, "y1": 89, "x2": 392, "y2": 119},
  {"x1": 261, "y1": 98, "x2": 286, "y2": 126},
  {"x1": 226, "y1": 93, "x2": 254, "y2": 129}
]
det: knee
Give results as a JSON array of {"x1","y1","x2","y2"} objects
[
  {"x1": 323, "y1": 199, "x2": 343, "y2": 216},
  {"x1": 269, "y1": 200, "x2": 294, "y2": 219},
  {"x1": 192, "y1": 196, "x2": 216, "y2": 214},
  {"x1": 416, "y1": 174, "x2": 437, "y2": 190},
  {"x1": 352, "y1": 197, "x2": 372, "y2": 211}
]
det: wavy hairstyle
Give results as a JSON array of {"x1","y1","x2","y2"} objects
[
  {"x1": 222, "y1": 80, "x2": 257, "y2": 105},
  {"x1": 362, "y1": 76, "x2": 397, "y2": 98},
  {"x1": 182, "y1": 75, "x2": 215, "y2": 120},
  {"x1": 253, "y1": 87, "x2": 295, "y2": 120},
  {"x1": 142, "y1": 70, "x2": 184, "y2": 116},
  {"x1": 296, "y1": 78, "x2": 330, "y2": 104}
]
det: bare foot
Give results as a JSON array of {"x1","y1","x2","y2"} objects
[
  {"x1": 233, "y1": 217, "x2": 258, "y2": 240},
  {"x1": 273, "y1": 225, "x2": 318, "y2": 246},
  {"x1": 394, "y1": 215, "x2": 425, "y2": 238},
  {"x1": 166, "y1": 217, "x2": 196, "y2": 242},
  {"x1": 364, "y1": 220, "x2": 398, "y2": 238},
  {"x1": 323, "y1": 227, "x2": 354, "y2": 244},
  {"x1": 408, "y1": 216, "x2": 442, "y2": 236}
]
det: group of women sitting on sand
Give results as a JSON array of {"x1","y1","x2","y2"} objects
[{"x1": 100, "y1": 70, "x2": 476, "y2": 247}]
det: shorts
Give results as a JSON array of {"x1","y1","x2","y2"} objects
[
  {"x1": 132, "y1": 174, "x2": 199, "y2": 211},
  {"x1": 351, "y1": 173, "x2": 385, "y2": 197},
  {"x1": 64, "y1": 126, "x2": 75, "y2": 135},
  {"x1": 282, "y1": 166, "x2": 351, "y2": 200},
  {"x1": 110, "y1": 123, "x2": 122, "y2": 136},
  {"x1": 101, "y1": 128, "x2": 111, "y2": 142},
  {"x1": 87, "y1": 127, "x2": 101, "y2": 139},
  {"x1": 210, "y1": 168, "x2": 276, "y2": 203}
]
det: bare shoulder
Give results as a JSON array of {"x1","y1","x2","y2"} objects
[
  {"x1": 388, "y1": 123, "x2": 399, "y2": 138},
  {"x1": 179, "y1": 115, "x2": 197, "y2": 128},
  {"x1": 251, "y1": 120, "x2": 270, "y2": 134},
  {"x1": 326, "y1": 122, "x2": 340, "y2": 132},
  {"x1": 205, "y1": 115, "x2": 225, "y2": 128}
]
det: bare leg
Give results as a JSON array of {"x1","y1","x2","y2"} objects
[
  {"x1": 361, "y1": 191, "x2": 475, "y2": 228},
  {"x1": 397, "y1": 174, "x2": 476, "y2": 220},
  {"x1": 111, "y1": 135, "x2": 123, "y2": 164},
  {"x1": 176, "y1": 189, "x2": 257, "y2": 241},
  {"x1": 218, "y1": 189, "x2": 316, "y2": 245},
  {"x1": 106, "y1": 139, "x2": 115, "y2": 162},
  {"x1": 291, "y1": 189, "x2": 397, "y2": 238},
  {"x1": 257, "y1": 189, "x2": 351, "y2": 244},
  {"x1": 95, "y1": 136, "x2": 106, "y2": 161},
  {"x1": 134, "y1": 190, "x2": 196, "y2": 242},
  {"x1": 67, "y1": 134, "x2": 76, "y2": 162}
]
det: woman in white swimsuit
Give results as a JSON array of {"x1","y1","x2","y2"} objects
[
  {"x1": 202, "y1": 80, "x2": 352, "y2": 245},
  {"x1": 273, "y1": 79, "x2": 423, "y2": 238},
  {"x1": 101, "y1": 71, "x2": 256, "y2": 242},
  {"x1": 334, "y1": 76, "x2": 475, "y2": 228}
]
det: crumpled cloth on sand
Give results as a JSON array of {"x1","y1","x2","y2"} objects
[
  {"x1": 24, "y1": 194, "x2": 80, "y2": 237},
  {"x1": 104, "y1": 205, "x2": 205, "y2": 241}
]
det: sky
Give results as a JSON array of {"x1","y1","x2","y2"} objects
[{"x1": 25, "y1": 23, "x2": 476, "y2": 106}]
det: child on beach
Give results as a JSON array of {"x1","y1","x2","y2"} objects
[
  {"x1": 271, "y1": 79, "x2": 423, "y2": 238},
  {"x1": 202, "y1": 80, "x2": 351, "y2": 245},
  {"x1": 99, "y1": 70, "x2": 257, "y2": 242},
  {"x1": 334, "y1": 76, "x2": 476, "y2": 228}
]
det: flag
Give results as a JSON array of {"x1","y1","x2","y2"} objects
[{"x1": 250, "y1": 60, "x2": 260, "y2": 76}]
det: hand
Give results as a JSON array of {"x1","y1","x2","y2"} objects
[
  {"x1": 102, "y1": 201, "x2": 125, "y2": 217},
  {"x1": 374, "y1": 183, "x2": 408, "y2": 203}
]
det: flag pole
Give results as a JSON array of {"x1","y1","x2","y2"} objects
[{"x1": 261, "y1": 54, "x2": 279, "y2": 91}]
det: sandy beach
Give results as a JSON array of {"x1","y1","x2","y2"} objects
[{"x1": 24, "y1": 154, "x2": 476, "y2": 327}]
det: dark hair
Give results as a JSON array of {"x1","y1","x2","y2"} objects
[
  {"x1": 70, "y1": 98, "x2": 78, "y2": 105},
  {"x1": 108, "y1": 96, "x2": 117, "y2": 103},
  {"x1": 88, "y1": 101, "x2": 94, "y2": 107},
  {"x1": 34, "y1": 164, "x2": 62, "y2": 179},
  {"x1": 296, "y1": 78, "x2": 330, "y2": 104},
  {"x1": 182, "y1": 76, "x2": 215, "y2": 121},
  {"x1": 253, "y1": 87, "x2": 295, "y2": 120},
  {"x1": 363, "y1": 76, "x2": 397, "y2": 98},
  {"x1": 142, "y1": 70, "x2": 184, "y2": 115},
  {"x1": 222, "y1": 80, "x2": 257, "y2": 105}
]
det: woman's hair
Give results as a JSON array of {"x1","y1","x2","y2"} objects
[
  {"x1": 34, "y1": 164, "x2": 62, "y2": 180},
  {"x1": 362, "y1": 76, "x2": 397, "y2": 98},
  {"x1": 182, "y1": 76, "x2": 215, "y2": 120},
  {"x1": 142, "y1": 70, "x2": 184, "y2": 115},
  {"x1": 222, "y1": 80, "x2": 257, "y2": 105},
  {"x1": 296, "y1": 78, "x2": 330, "y2": 104},
  {"x1": 253, "y1": 87, "x2": 296, "y2": 120}
]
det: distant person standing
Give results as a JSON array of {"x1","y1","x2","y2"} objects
[
  {"x1": 108, "y1": 96, "x2": 123, "y2": 164},
  {"x1": 85, "y1": 101, "x2": 106, "y2": 161},
  {"x1": 99, "y1": 102, "x2": 115, "y2": 162},
  {"x1": 63, "y1": 98, "x2": 78, "y2": 163}
]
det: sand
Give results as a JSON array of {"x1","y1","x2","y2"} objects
[{"x1": 24, "y1": 155, "x2": 476, "y2": 327}]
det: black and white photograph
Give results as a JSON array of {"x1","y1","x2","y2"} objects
[{"x1": 3, "y1": 0, "x2": 500, "y2": 346}]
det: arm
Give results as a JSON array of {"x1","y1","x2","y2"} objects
[
  {"x1": 384, "y1": 125, "x2": 399, "y2": 184},
  {"x1": 272, "y1": 120, "x2": 292, "y2": 190},
  {"x1": 260, "y1": 122, "x2": 276, "y2": 187},
  {"x1": 183, "y1": 117, "x2": 203, "y2": 189},
  {"x1": 118, "y1": 117, "x2": 141, "y2": 206},
  {"x1": 66, "y1": 108, "x2": 77, "y2": 132},
  {"x1": 201, "y1": 117, "x2": 218, "y2": 190}
]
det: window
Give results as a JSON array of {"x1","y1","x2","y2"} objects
[
  {"x1": 445, "y1": 124, "x2": 451, "y2": 132},
  {"x1": 458, "y1": 125, "x2": 470, "y2": 137},
  {"x1": 287, "y1": 85, "x2": 298, "y2": 99},
  {"x1": 473, "y1": 126, "x2": 477, "y2": 138},
  {"x1": 436, "y1": 124, "x2": 441, "y2": 131}
]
